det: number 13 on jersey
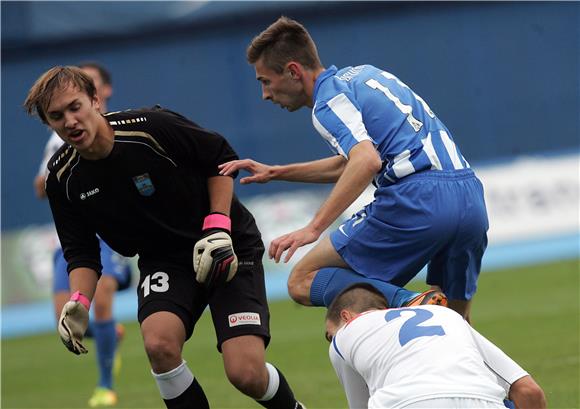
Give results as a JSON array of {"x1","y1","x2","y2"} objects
[{"x1": 141, "y1": 271, "x2": 169, "y2": 297}]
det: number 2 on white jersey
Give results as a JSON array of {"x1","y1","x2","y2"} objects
[{"x1": 385, "y1": 308, "x2": 445, "y2": 346}]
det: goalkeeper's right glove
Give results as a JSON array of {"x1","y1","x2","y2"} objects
[
  {"x1": 193, "y1": 212, "x2": 238, "y2": 290},
  {"x1": 58, "y1": 291, "x2": 90, "y2": 355}
]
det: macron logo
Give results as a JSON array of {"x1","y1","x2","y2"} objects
[{"x1": 228, "y1": 312, "x2": 261, "y2": 327}]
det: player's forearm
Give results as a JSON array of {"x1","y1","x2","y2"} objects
[
  {"x1": 309, "y1": 147, "x2": 379, "y2": 234},
  {"x1": 68, "y1": 267, "x2": 100, "y2": 301},
  {"x1": 272, "y1": 156, "x2": 346, "y2": 183},
  {"x1": 207, "y1": 175, "x2": 234, "y2": 215}
]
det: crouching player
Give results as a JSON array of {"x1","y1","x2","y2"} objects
[{"x1": 325, "y1": 284, "x2": 546, "y2": 409}]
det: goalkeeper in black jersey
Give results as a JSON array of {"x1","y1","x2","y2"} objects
[{"x1": 24, "y1": 66, "x2": 304, "y2": 409}]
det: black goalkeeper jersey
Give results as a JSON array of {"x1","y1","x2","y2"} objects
[{"x1": 46, "y1": 106, "x2": 262, "y2": 274}]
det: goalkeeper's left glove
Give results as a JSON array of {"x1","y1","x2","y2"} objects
[
  {"x1": 193, "y1": 212, "x2": 238, "y2": 290},
  {"x1": 58, "y1": 291, "x2": 90, "y2": 355}
]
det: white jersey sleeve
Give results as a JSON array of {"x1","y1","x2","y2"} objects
[
  {"x1": 37, "y1": 132, "x2": 64, "y2": 177},
  {"x1": 329, "y1": 339, "x2": 370, "y2": 409},
  {"x1": 468, "y1": 325, "x2": 529, "y2": 395}
]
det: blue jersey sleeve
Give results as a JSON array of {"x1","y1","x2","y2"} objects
[{"x1": 312, "y1": 91, "x2": 374, "y2": 159}]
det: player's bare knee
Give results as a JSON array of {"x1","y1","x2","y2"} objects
[
  {"x1": 225, "y1": 361, "x2": 266, "y2": 398},
  {"x1": 143, "y1": 335, "x2": 181, "y2": 371},
  {"x1": 287, "y1": 267, "x2": 314, "y2": 305},
  {"x1": 287, "y1": 280, "x2": 309, "y2": 305}
]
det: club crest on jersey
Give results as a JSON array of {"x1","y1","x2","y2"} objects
[{"x1": 132, "y1": 173, "x2": 155, "y2": 196}]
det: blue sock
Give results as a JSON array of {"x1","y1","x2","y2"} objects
[
  {"x1": 390, "y1": 287, "x2": 421, "y2": 307},
  {"x1": 309, "y1": 267, "x2": 418, "y2": 307},
  {"x1": 93, "y1": 320, "x2": 116, "y2": 389}
]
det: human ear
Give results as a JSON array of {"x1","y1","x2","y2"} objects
[
  {"x1": 287, "y1": 62, "x2": 301, "y2": 79},
  {"x1": 340, "y1": 309, "x2": 352, "y2": 323}
]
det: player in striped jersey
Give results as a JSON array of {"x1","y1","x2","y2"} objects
[
  {"x1": 325, "y1": 284, "x2": 546, "y2": 409},
  {"x1": 220, "y1": 16, "x2": 488, "y2": 321}
]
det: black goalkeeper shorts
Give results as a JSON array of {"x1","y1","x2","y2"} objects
[{"x1": 137, "y1": 251, "x2": 271, "y2": 351}]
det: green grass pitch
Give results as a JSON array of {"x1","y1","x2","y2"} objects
[{"x1": 2, "y1": 259, "x2": 579, "y2": 408}]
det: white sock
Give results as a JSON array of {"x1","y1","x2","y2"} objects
[
  {"x1": 151, "y1": 360, "x2": 194, "y2": 400},
  {"x1": 258, "y1": 362, "x2": 280, "y2": 401}
]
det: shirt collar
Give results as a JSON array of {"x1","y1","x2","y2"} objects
[{"x1": 313, "y1": 65, "x2": 338, "y2": 103}]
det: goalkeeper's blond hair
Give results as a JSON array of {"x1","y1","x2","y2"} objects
[{"x1": 24, "y1": 66, "x2": 96, "y2": 124}]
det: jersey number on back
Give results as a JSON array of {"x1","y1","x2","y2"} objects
[
  {"x1": 385, "y1": 308, "x2": 445, "y2": 346},
  {"x1": 365, "y1": 72, "x2": 435, "y2": 133}
]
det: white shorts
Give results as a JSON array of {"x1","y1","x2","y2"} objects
[{"x1": 401, "y1": 397, "x2": 506, "y2": 408}]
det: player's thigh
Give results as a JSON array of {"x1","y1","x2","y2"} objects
[
  {"x1": 137, "y1": 258, "x2": 207, "y2": 341},
  {"x1": 209, "y1": 251, "x2": 270, "y2": 352},
  {"x1": 140, "y1": 310, "x2": 186, "y2": 345},
  {"x1": 291, "y1": 236, "x2": 349, "y2": 278}
]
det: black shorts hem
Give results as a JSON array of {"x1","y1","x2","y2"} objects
[{"x1": 216, "y1": 327, "x2": 271, "y2": 353}]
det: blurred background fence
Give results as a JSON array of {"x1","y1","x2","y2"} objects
[{"x1": 2, "y1": 1, "x2": 578, "y2": 336}]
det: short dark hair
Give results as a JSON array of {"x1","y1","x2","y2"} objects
[
  {"x1": 23, "y1": 66, "x2": 96, "y2": 124},
  {"x1": 325, "y1": 283, "x2": 389, "y2": 327},
  {"x1": 247, "y1": 16, "x2": 322, "y2": 73},
  {"x1": 78, "y1": 61, "x2": 112, "y2": 85}
]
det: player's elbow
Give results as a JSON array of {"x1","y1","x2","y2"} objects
[
  {"x1": 358, "y1": 150, "x2": 382, "y2": 176},
  {"x1": 369, "y1": 153, "x2": 383, "y2": 174},
  {"x1": 524, "y1": 384, "x2": 547, "y2": 409},
  {"x1": 509, "y1": 376, "x2": 547, "y2": 409}
]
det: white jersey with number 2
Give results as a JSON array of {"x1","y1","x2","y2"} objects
[{"x1": 329, "y1": 305, "x2": 528, "y2": 409}]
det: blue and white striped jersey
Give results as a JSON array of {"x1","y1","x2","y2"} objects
[{"x1": 312, "y1": 65, "x2": 470, "y2": 186}]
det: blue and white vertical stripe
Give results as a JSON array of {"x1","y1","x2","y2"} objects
[{"x1": 312, "y1": 65, "x2": 470, "y2": 186}]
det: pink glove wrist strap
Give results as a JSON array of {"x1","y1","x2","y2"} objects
[
  {"x1": 71, "y1": 291, "x2": 91, "y2": 310},
  {"x1": 202, "y1": 213, "x2": 231, "y2": 232}
]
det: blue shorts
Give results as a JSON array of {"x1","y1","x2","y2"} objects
[
  {"x1": 330, "y1": 169, "x2": 488, "y2": 300},
  {"x1": 53, "y1": 239, "x2": 132, "y2": 293}
]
